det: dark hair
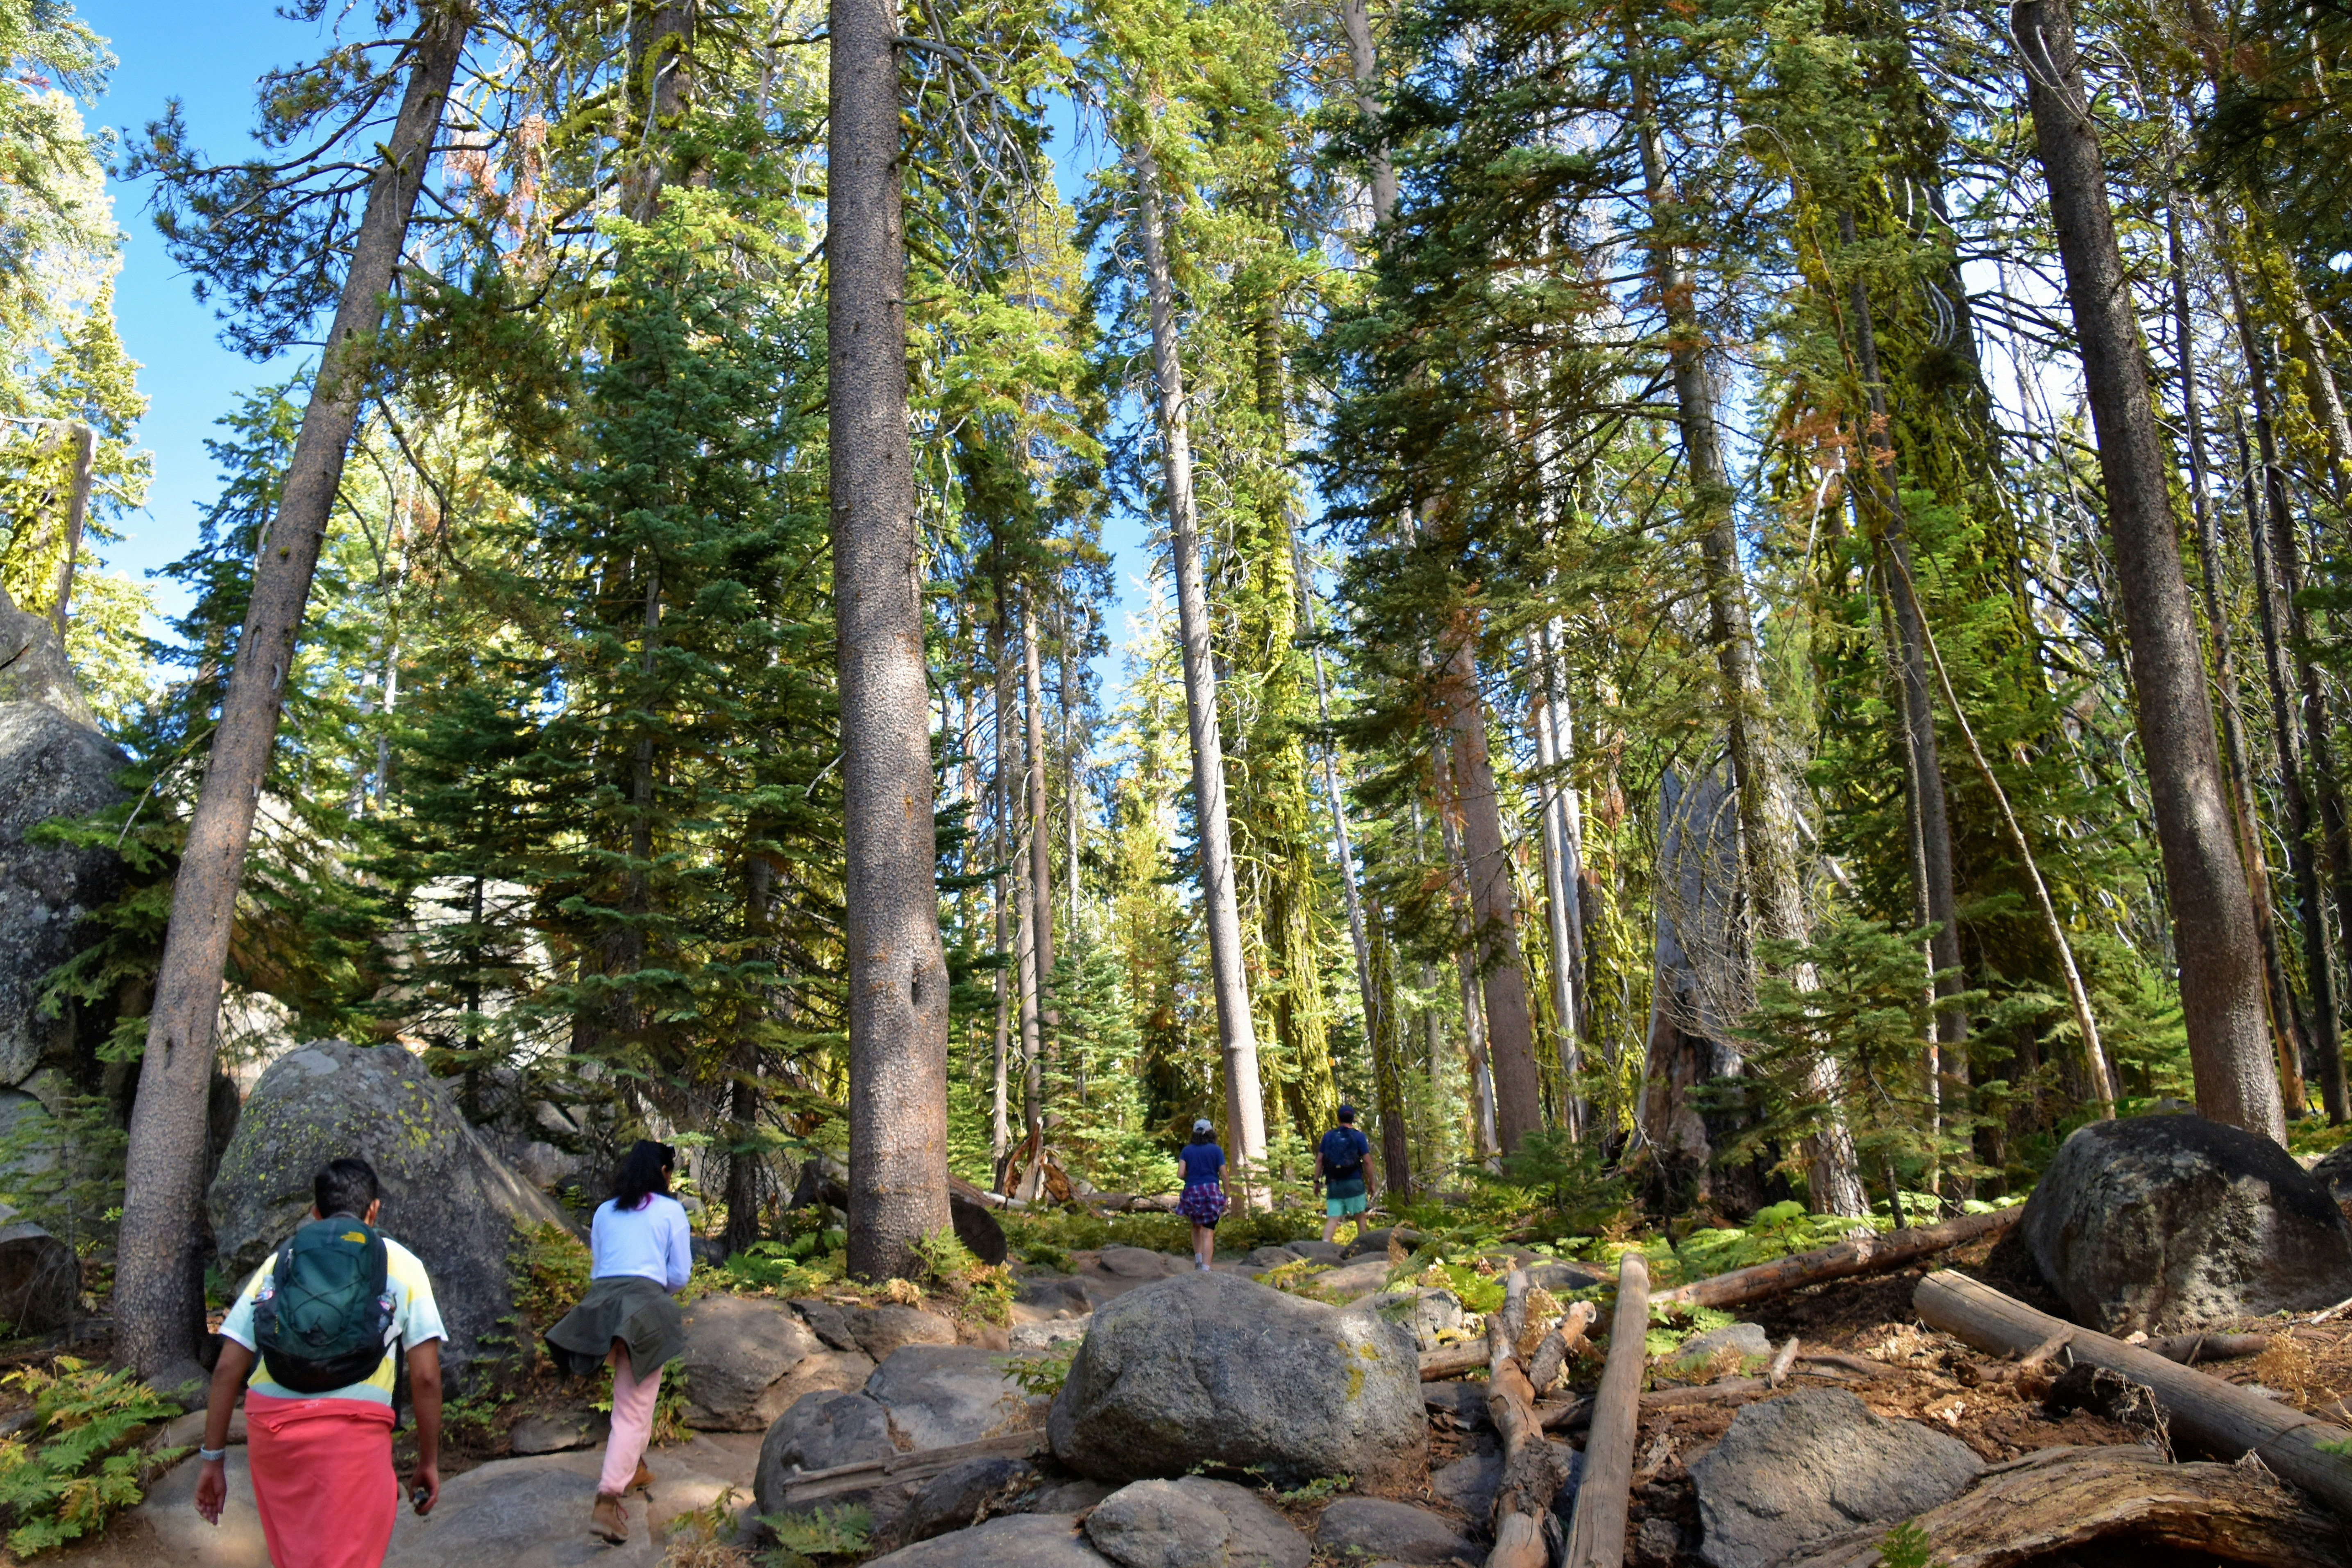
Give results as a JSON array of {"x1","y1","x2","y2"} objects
[
  {"x1": 1188, "y1": 1125, "x2": 1216, "y2": 1146},
  {"x1": 314, "y1": 1157, "x2": 380, "y2": 1219},
  {"x1": 1336, "y1": 1104, "x2": 1357, "y2": 1124},
  {"x1": 612, "y1": 1139, "x2": 675, "y2": 1211}
]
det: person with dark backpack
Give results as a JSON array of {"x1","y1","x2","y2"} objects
[
  {"x1": 195, "y1": 1157, "x2": 446, "y2": 1567},
  {"x1": 1317, "y1": 1104, "x2": 1378, "y2": 1244}
]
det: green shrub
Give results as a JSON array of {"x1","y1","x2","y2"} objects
[
  {"x1": 757, "y1": 1502, "x2": 872, "y2": 1566},
  {"x1": 508, "y1": 1220, "x2": 592, "y2": 1330},
  {"x1": 0, "y1": 1357, "x2": 184, "y2": 1555},
  {"x1": 1004, "y1": 1341, "x2": 1079, "y2": 1398}
]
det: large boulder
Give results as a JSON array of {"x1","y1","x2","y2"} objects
[
  {"x1": 207, "y1": 1039, "x2": 574, "y2": 1385},
  {"x1": 0, "y1": 620, "x2": 126, "y2": 1087},
  {"x1": 1689, "y1": 1389, "x2": 1982, "y2": 1568},
  {"x1": 849, "y1": 1303, "x2": 960, "y2": 1360},
  {"x1": 1083, "y1": 1477, "x2": 1309, "y2": 1568},
  {"x1": 1313, "y1": 1498, "x2": 1479, "y2": 1565},
  {"x1": 1048, "y1": 1272, "x2": 1424, "y2": 1488},
  {"x1": 896, "y1": 1455, "x2": 1041, "y2": 1544},
  {"x1": 861, "y1": 1514, "x2": 1109, "y2": 1567},
  {"x1": 758, "y1": 1390, "x2": 897, "y2": 1489},
  {"x1": 2022, "y1": 1114, "x2": 2352, "y2": 1331},
  {"x1": 676, "y1": 1294, "x2": 823, "y2": 1430},
  {"x1": 0, "y1": 1205, "x2": 75, "y2": 1332},
  {"x1": 866, "y1": 1344, "x2": 1027, "y2": 1449}
]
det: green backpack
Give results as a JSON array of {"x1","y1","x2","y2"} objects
[{"x1": 252, "y1": 1218, "x2": 399, "y2": 1393}]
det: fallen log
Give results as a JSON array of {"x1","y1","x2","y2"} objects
[
  {"x1": 1527, "y1": 1300, "x2": 1597, "y2": 1394},
  {"x1": 2149, "y1": 1331, "x2": 2268, "y2": 1365},
  {"x1": 1420, "y1": 1342, "x2": 1493, "y2": 1381},
  {"x1": 1652, "y1": 1205, "x2": 2023, "y2": 1314},
  {"x1": 1484, "y1": 1268, "x2": 1560, "y2": 1568},
  {"x1": 773, "y1": 1428, "x2": 1048, "y2": 1510},
  {"x1": 1767, "y1": 1335, "x2": 1800, "y2": 1389},
  {"x1": 1563, "y1": 1252, "x2": 1649, "y2": 1568},
  {"x1": 1915, "y1": 1270, "x2": 2352, "y2": 1517},
  {"x1": 1542, "y1": 1377, "x2": 1771, "y2": 1432},
  {"x1": 1780, "y1": 1443, "x2": 2350, "y2": 1568}
]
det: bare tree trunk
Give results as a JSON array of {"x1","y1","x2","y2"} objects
[
  {"x1": 1436, "y1": 616, "x2": 1544, "y2": 1153},
  {"x1": 2174, "y1": 195, "x2": 2307, "y2": 1111},
  {"x1": 2014, "y1": 0, "x2": 2283, "y2": 1140},
  {"x1": 990, "y1": 622, "x2": 1013, "y2": 1169},
  {"x1": 1024, "y1": 602, "x2": 1057, "y2": 1074},
  {"x1": 1135, "y1": 147, "x2": 1268, "y2": 1201},
  {"x1": 1335, "y1": 0, "x2": 1398, "y2": 224},
  {"x1": 833, "y1": 0, "x2": 953, "y2": 1278},
  {"x1": 113, "y1": 7, "x2": 467, "y2": 1386},
  {"x1": 47, "y1": 422, "x2": 93, "y2": 639},
  {"x1": 2229, "y1": 262, "x2": 2345, "y2": 1121},
  {"x1": 1530, "y1": 627, "x2": 1586, "y2": 1140},
  {"x1": 1433, "y1": 750, "x2": 1502, "y2": 1163}
]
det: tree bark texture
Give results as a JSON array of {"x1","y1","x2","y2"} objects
[
  {"x1": 1135, "y1": 149, "x2": 1269, "y2": 1198},
  {"x1": 47, "y1": 422, "x2": 93, "y2": 638},
  {"x1": 832, "y1": 0, "x2": 953, "y2": 1280},
  {"x1": 1023, "y1": 601, "x2": 1057, "y2": 1061},
  {"x1": 990, "y1": 622, "x2": 1013, "y2": 1166},
  {"x1": 1436, "y1": 615, "x2": 1544, "y2": 1155},
  {"x1": 2231, "y1": 277, "x2": 2345, "y2": 1122},
  {"x1": 2014, "y1": 0, "x2": 2283, "y2": 1141},
  {"x1": 2175, "y1": 197, "x2": 2307, "y2": 1110},
  {"x1": 113, "y1": 7, "x2": 468, "y2": 1386},
  {"x1": 1531, "y1": 626, "x2": 1587, "y2": 1139}
]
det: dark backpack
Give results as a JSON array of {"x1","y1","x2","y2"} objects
[
  {"x1": 1323, "y1": 1128, "x2": 1368, "y2": 1181},
  {"x1": 252, "y1": 1218, "x2": 399, "y2": 1394}
]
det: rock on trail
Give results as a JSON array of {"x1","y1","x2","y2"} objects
[
  {"x1": 2022, "y1": 1112, "x2": 2352, "y2": 1331},
  {"x1": 1689, "y1": 1388, "x2": 1983, "y2": 1568},
  {"x1": 207, "y1": 1038, "x2": 574, "y2": 1386},
  {"x1": 1048, "y1": 1271, "x2": 1424, "y2": 1488}
]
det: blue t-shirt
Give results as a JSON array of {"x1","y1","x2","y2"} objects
[
  {"x1": 1178, "y1": 1142, "x2": 1224, "y2": 1187},
  {"x1": 1320, "y1": 1127, "x2": 1370, "y2": 1178}
]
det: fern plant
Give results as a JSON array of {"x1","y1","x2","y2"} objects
[{"x1": 0, "y1": 1357, "x2": 185, "y2": 1554}]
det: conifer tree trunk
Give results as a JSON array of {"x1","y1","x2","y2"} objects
[
  {"x1": 2229, "y1": 265, "x2": 2345, "y2": 1121},
  {"x1": 1436, "y1": 615, "x2": 1544, "y2": 1154},
  {"x1": 833, "y1": 0, "x2": 953, "y2": 1277},
  {"x1": 990, "y1": 621, "x2": 1014, "y2": 1169},
  {"x1": 2173, "y1": 197, "x2": 2307, "y2": 1109},
  {"x1": 1024, "y1": 602, "x2": 1057, "y2": 1067},
  {"x1": 1532, "y1": 623, "x2": 1588, "y2": 1139},
  {"x1": 2014, "y1": 0, "x2": 2284, "y2": 1140},
  {"x1": 1629, "y1": 50, "x2": 1865, "y2": 1214},
  {"x1": 2232, "y1": 405, "x2": 2332, "y2": 1114},
  {"x1": 1134, "y1": 148, "x2": 1269, "y2": 1199},
  {"x1": 1299, "y1": 539, "x2": 1402, "y2": 1180},
  {"x1": 113, "y1": 7, "x2": 468, "y2": 1385},
  {"x1": 47, "y1": 422, "x2": 93, "y2": 638},
  {"x1": 1840, "y1": 213, "x2": 1966, "y2": 1080}
]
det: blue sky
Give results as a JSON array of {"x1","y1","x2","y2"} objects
[
  {"x1": 81, "y1": 0, "x2": 312, "y2": 622},
  {"x1": 79, "y1": 1, "x2": 1153, "y2": 708}
]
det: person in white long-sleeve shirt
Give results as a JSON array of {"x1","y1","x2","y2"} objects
[
  {"x1": 590, "y1": 1182, "x2": 693, "y2": 1291},
  {"x1": 544, "y1": 1140, "x2": 694, "y2": 1544}
]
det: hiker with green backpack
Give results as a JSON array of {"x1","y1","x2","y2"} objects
[{"x1": 195, "y1": 1157, "x2": 446, "y2": 1568}]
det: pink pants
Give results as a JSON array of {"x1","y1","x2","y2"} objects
[{"x1": 601, "y1": 1350, "x2": 662, "y2": 1495}]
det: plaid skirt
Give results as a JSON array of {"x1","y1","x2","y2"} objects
[{"x1": 1177, "y1": 1181, "x2": 1228, "y2": 1225}]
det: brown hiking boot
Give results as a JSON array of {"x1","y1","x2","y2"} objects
[
  {"x1": 628, "y1": 1459, "x2": 654, "y2": 1495},
  {"x1": 590, "y1": 1492, "x2": 627, "y2": 1544}
]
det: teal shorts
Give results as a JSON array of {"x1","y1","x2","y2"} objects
[{"x1": 1325, "y1": 1186, "x2": 1368, "y2": 1219}]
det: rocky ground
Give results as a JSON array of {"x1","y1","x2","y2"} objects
[
  {"x1": 23, "y1": 1110, "x2": 2352, "y2": 1566},
  {"x1": 32, "y1": 1211, "x2": 2352, "y2": 1568}
]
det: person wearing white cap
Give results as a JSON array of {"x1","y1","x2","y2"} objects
[{"x1": 1174, "y1": 1118, "x2": 1227, "y2": 1270}]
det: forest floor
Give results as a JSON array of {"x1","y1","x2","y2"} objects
[{"x1": 17, "y1": 1214, "x2": 2352, "y2": 1566}]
